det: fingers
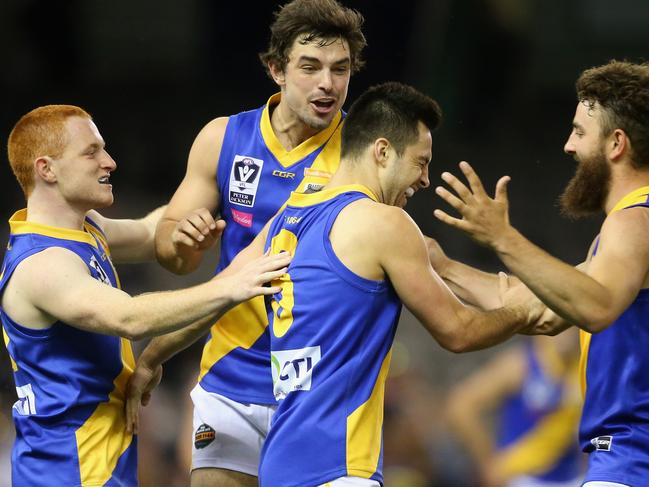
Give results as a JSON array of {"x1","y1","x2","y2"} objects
[
  {"x1": 432, "y1": 209, "x2": 470, "y2": 231},
  {"x1": 440, "y1": 170, "x2": 473, "y2": 202},
  {"x1": 173, "y1": 209, "x2": 222, "y2": 248},
  {"x1": 495, "y1": 175, "x2": 510, "y2": 203},
  {"x1": 458, "y1": 161, "x2": 487, "y2": 196},
  {"x1": 125, "y1": 393, "x2": 140, "y2": 434},
  {"x1": 435, "y1": 185, "x2": 466, "y2": 213}
]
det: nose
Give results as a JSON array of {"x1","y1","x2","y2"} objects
[
  {"x1": 102, "y1": 151, "x2": 117, "y2": 172},
  {"x1": 564, "y1": 133, "x2": 575, "y2": 155},
  {"x1": 318, "y1": 69, "x2": 333, "y2": 92},
  {"x1": 420, "y1": 165, "x2": 430, "y2": 189}
]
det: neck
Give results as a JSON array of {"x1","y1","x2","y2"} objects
[
  {"x1": 270, "y1": 98, "x2": 320, "y2": 152},
  {"x1": 604, "y1": 166, "x2": 649, "y2": 213},
  {"x1": 326, "y1": 158, "x2": 384, "y2": 203},
  {"x1": 26, "y1": 191, "x2": 87, "y2": 230}
]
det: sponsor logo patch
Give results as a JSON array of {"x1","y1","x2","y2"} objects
[
  {"x1": 284, "y1": 216, "x2": 302, "y2": 225},
  {"x1": 194, "y1": 423, "x2": 216, "y2": 449},
  {"x1": 231, "y1": 208, "x2": 253, "y2": 228},
  {"x1": 303, "y1": 183, "x2": 325, "y2": 194},
  {"x1": 271, "y1": 346, "x2": 321, "y2": 400},
  {"x1": 229, "y1": 155, "x2": 264, "y2": 207},
  {"x1": 591, "y1": 435, "x2": 612, "y2": 451}
]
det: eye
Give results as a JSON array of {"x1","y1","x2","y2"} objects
[{"x1": 301, "y1": 65, "x2": 316, "y2": 73}]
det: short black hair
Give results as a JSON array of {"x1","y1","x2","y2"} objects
[{"x1": 341, "y1": 82, "x2": 442, "y2": 159}]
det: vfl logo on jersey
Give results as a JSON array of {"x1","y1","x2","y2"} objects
[
  {"x1": 89, "y1": 255, "x2": 110, "y2": 285},
  {"x1": 229, "y1": 155, "x2": 264, "y2": 207},
  {"x1": 14, "y1": 383, "x2": 37, "y2": 415},
  {"x1": 591, "y1": 435, "x2": 612, "y2": 451},
  {"x1": 271, "y1": 346, "x2": 321, "y2": 400},
  {"x1": 272, "y1": 170, "x2": 295, "y2": 179}
]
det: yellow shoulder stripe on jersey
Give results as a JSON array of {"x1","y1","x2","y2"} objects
[
  {"x1": 260, "y1": 93, "x2": 343, "y2": 168},
  {"x1": 75, "y1": 338, "x2": 134, "y2": 486},
  {"x1": 608, "y1": 185, "x2": 649, "y2": 215},
  {"x1": 580, "y1": 185, "x2": 649, "y2": 396},
  {"x1": 84, "y1": 218, "x2": 110, "y2": 256},
  {"x1": 346, "y1": 349, "x2": 393, "y2": 479},
  {"x1": 2, "y1": 326, "x2": 18, "y2": 372},
  {"x1": 9, "y1": 209, "x2": 98, "y2": 248},
  {"x1": 287, "y1": 184, "x2": 378, "y2": 208}
]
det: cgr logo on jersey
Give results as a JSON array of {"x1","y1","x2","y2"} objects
[
  {"x1": 89, "y1": 255, "x2": 110, "y2": 285},
  {"x1": 271, "y1": 346, "x2": 321, "y2": 400},
  {"x1": 591, "y1": 435, "x2": 612, "y2": 451},
  {"x1": 272, "y1": 170, "x2": 295, "y2": 179},
  {"x1": 229, "y1": 155, "x2": 264, "y2": 207}
]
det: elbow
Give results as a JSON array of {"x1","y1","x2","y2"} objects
[
  {"x1": 573, "y1": 306, "x2": 617, "y2": 334},
  {"x1": 438, "y1": 332, "x2": 473, "y2": 354},
  {"x1": 109, "y1": 314, "x2": 150, "y2": 341}
]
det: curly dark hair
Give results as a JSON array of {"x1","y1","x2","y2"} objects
[
  {"x1": 341, "y1": 82, "x2": 443, "y2": 159},
  {"x1": 259, "y1": 0, "x2": 366, "y2": 77},
  {"x1": 576, "y1": 60, "x2": 649, "y2": 167}
]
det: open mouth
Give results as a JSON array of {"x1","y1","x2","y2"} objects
[
  {"x1": 98, "y1": 176, "x2": 111, "y2": 185},
  {"x1": 310, "y1": 99, "x2": 336, "y2": 114}
]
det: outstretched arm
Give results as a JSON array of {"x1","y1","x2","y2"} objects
[{"x1": 434, "y1": 161, "x2": 649, "y2": 332}]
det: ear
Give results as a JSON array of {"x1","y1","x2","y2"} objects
[
  {"x1": 268, "y1": 61, "x2": 286, "y2": 87},
  {"x1": 372, "y1": 138, "x2": 391, "y2": 167},
  {"x1": 34, "y1": 156, "x2": 57, "y2": 184},
  {"x1": 608, "y1": 128, "x2": 628, "y2": 161}
]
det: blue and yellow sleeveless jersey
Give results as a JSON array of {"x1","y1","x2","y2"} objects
[
  {"x1": 258, "y1": 185, "x2": 402, "y2": 487},
  {"x1": 0, "y1": 210, "x2": 136, "y2": 487},
  {"x1": 495, "y1": 340, "x2": 582, "y2": 483},
  {"x1": 579, "y1": 186, "x2": 649, "y2": 486},
  {"x1": 198, "y1": 93, "x2": 344, "y2": 404}
]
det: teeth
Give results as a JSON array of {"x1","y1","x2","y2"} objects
[{"x1": 99, "y1": 176, "x2": 110, "y2": 184}]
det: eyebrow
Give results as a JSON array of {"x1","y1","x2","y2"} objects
[
  {"x1": 572, "y1": 122, "x2": 585, "y2": 131},
  {"x1": 297, "y1": 55, "x2": 350, "y2": 66}
]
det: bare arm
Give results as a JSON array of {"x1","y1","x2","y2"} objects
[
  {"x1": 424, "y1": 236, "x2": 503, "y2": 309},
  {"x1": 3, "y1": 242, "x2": 288, "y2": 341},
  {"x1": 87, "y1": 206, "x2": 165, "y2": 264},
  {"x1": 435, "y1": 161, "x2": 649, "y2": 332},
  {"x1": 372, "y1": 207, "x2": 543, "y2": 352},
  {"x1": 155, "y1": 117, "x2": 229, "y2": 274}
]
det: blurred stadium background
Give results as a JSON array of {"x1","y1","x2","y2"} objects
[{"x1": 1, "y1": 0, "x2": 648, "y2": 485}]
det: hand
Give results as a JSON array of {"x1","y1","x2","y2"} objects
[
  {"x1": 499, "y1": 273, "x2": 547, "y2": 328},
  {"x1": 225, "y1": 251, "x2": 292, "y2": 303},
  {"x1": 433, "y1": 161, "x2": 513, "y2": 249},
  {"x1": 125, "y1": 362, "x2": 163, "y2": 434},
  {"x1": 171, "y1": 208, "x2": 225, "y2": 252},
  {"x1": 423, "y1": 236, "x2": 450, "y2": 275},
  {"x1": 520, "y1": 307, "x2": 573, "y2": 336}
]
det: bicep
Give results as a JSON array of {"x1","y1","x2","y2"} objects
[
  {"x1": 587, "y1": 210, "x2": 649, "y2": 317},
  {"x1": 164, "y1": 118, "x2": 228, "y2": 220},
  {"x1": 380, "y1": 214, "x2": 468, "y2": 339},
  {"x1": 24, "y1": 249, "x2": 129, "y2": 335}
]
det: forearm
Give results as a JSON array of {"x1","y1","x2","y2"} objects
[
  {"x1": 154, "y1": 219, "x2": 205, "y2": 274},
  {"x1": 495, "y1": 228, "x2": 611, "y2": 330},
  {"x1": 137, "y1": 314, "x2": 217, "y2": 367},
  {"x1": 442, "y1": 305, "x2": 529, "y2": 353},
  {"x1": 116, "y1": 278, "x2": 234, "y2": 340},
  {"x1": 440, "y1": 259, "x2": 502, "y2": 310}
]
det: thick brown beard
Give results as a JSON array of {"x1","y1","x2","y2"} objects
[{"x1": 559, "y1": 150, "x2": 610, "y2": 219}]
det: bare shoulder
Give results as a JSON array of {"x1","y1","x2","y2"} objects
[
  {"x1": 603, "y1": 204, "x2": 649, "y2": 235},
  {"x1": 186, "y1": 116, "x2": 231, "y2": 176},
  {"x1": 85, "y1": 209, "x2": 107, "y2": 231}
]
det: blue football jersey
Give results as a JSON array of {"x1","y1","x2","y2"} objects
[
  {"x1": 0, "y1": 210, "x2": 137, "y2": 487},
  {"x1": 259, "y1": 185, "x2": 403, "y2": 486},
  {"x1": 579, "y1": 186, "x2": 649, "y2": 486},
  {"x1": 198, "y1": 94, "x2": 345, "y2": 404}
]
